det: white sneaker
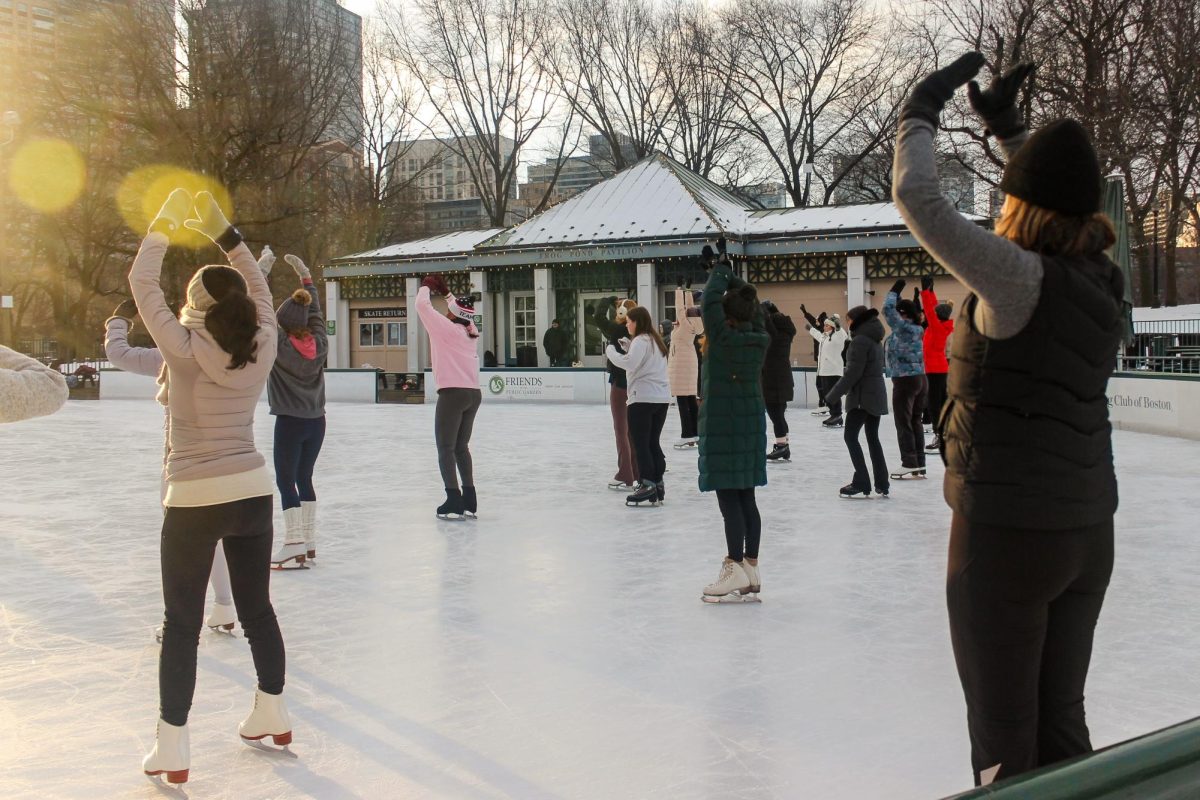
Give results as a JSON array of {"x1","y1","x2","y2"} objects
[
  {"x1": 271, "y1": 507, "x2": 307, "y2": 569},
  {"x1": 205, "y1": 601, "x2": 236, "y2": 632},
  {"x1": 301, "y1": 500, "x2": 317, "y2": 560},
  {"x1": 608, "y1": 480, "x2": 635, "y2": 491},
  {"x1": 239, "y1": 689, "x2": 293, "y2": 746},
  {"x1": 702, "y1": 558, "x2": 752, "y2": 600},
  {"x1": 143, "y1": 719, "x2": 189, "y2": 784},
  {"x1": 742, "y1": 561, "x2": 761, "y2": 594}
]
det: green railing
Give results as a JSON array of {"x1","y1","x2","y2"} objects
[{"x1": 943, "y1": 717, "x2": 1200, "y2": 799}]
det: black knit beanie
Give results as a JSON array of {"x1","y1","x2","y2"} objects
[
  {"x1": 935, "y1": 302, "x2": 953, "y2": 322},
  {"x1": 1000, "y1": 119, "x2": 1102, "y2": 215}
]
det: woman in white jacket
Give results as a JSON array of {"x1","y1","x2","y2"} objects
[
  {"x1": 0, "y1": 345, "x2": 68, "y2": 424},
  {"x1": 809, "y1": 315, "x2": 848, "y2": 427},
  {"x1": 605, "y1": 306, "x2": 670, "y2": 507}
]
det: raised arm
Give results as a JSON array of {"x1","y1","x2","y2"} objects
[
  {"x1": 701, "y1": 263, "x2": 734, "y2": 337},
  {"x1": 104, "y1": 316, "x2": 163, "y2": 377},
  {"x1": 414, "y1": 285, "x2": 456, "y2": 336},
  {"x1": 284, "y1": 254, "x2": 326, "y2": 357},
  {"x1": 0, "y1": 345, "x2": 69, "y2": 423},
  {"x1": 129, "y1": 232, "x2": 193, "y2": 360},
  {"x1": 882, "y1": 285, "x2": 905, "y2": 330}
]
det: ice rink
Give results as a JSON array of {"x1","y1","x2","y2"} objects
[{"x1": 2, "y1": 399, "x2": 1198, "y2": 799}]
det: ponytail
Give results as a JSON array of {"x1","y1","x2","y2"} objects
[{"x1": 199, "y1": 266, "x2": 259, "y2": 369}]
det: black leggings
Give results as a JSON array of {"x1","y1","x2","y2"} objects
[
  {"x1": 435, "y1": 388, "x2": 482, "y2": 490},
  {"x1": 716, "y1": 488, "x2": 761, "y2": 561},
  {"x1": 627, "y1": 402, "x2": 668, "y2": 483},
  {"x1": 844, "y1": 409, "x2": 889, "y2": 493},
  {"x1": 816, "y1": 375, "x2": 842, "y2": 417},
  {"x1": 159, "y1": 496, "x2": 284, "y2": 726},
  {"x1": 927, "y1": 372, "x2": 948, "y2": 432},
  {"x1": 765, "y1": 402, "x2": 789, "y2": 439},
  {"x1": 947, "y1": 514, "x2": 1113, "y2": 785},
  {"x1": 273, "y1": 414, "x2": 326, "y2": 510},
  {"x1": 676, "y1": 395, "x2": 699, "y2": 439},
  {"x1": 891, "y1": 375, "x2": 929, "y2": 468}
]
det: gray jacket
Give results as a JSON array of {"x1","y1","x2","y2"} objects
[
  {"x1": 267, "y1": 283, "x2": 328, "y2": 418},
  {"x1": 826, "y1": 313, "x2": 888, "y2": 416}
]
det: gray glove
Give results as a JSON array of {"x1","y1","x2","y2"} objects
[
  {"x1": 257, "y1": 245, "x2": 276, "y2": 277},
  {"x1": 285, "y1": 254, "x2": 312, "y2": 281}
]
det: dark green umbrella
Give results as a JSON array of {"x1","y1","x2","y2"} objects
[{"x1": 1103, "y1": 176, "x2": 1136, "y2": 344}]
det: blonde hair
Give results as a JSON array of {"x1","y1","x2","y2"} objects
[{"x1": 995, "y1": 195, "x2": 1116, "y2": 256}]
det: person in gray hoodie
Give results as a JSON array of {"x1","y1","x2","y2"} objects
[
  {"x1": 266, "y1": 254, "x2": 328, "y2": 568},
  {"x1": 132, "y1": 189, "x2": 290, "y2": 785},
  {"x1": 824, "y1": 306, "x2": 889, "y2": 499}
]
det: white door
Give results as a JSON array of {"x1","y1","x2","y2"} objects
[
  {"x1": 578, "y1": 292, "x2": 614, "y2": 368},
  {"x1": 509, "y1": 292, "x2": 537, "y2": 367}
]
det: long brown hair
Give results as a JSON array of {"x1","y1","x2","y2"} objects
[
  {"x1": 627, "y1": 306, "x2": 668, "y2": 357},
  {"x1": 995, "y1": 195, "x2": 1115, "y2": 256},
  {"x1": 201, "y1": 266, "x2": 259, "y2": 369}
]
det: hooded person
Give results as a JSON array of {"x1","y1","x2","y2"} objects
[
  {"x1": 267, "y1": 254, "x2": 329, "y2": 567},
  {"x1": 919, "y1": 276, "x2": 955, "y2": 450},
  {"x1": 416, "y1": 274, "x2": 483, "y2": 519},
  {"x1": 824, "y1": 305, "x2": 889, "y2": 498},
  {"x1": 132, "y1": 190, "x2": 290, "y2": 785},
  {"x1": 894, "y1": 55, "x2": 1124, "y2": 785},
  {"x1": 595, "y1": 295, "x2": 641, "y2": 489}
]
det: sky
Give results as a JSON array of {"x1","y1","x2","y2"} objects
[{"x1": 343, "y1": 0, "x2": 378, "y2": 18}]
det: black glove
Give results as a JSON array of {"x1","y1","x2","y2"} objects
[
  {"x1": 968, "y1": 62, "x2": 1036, "y2": 139},
  {"x1": 890, "y1": 280, "x2": 906, "y2": 296},
  {"x1": 684, "y1": 277, "x2": 692, "y2": 290},
  {"x1": 921, "y1": 276, "x2": 934, "y2": 292},
  {"x1": 605, "y1": 295, "x2": 618, "y2": 306},
  {"x1": 900, "y1": 52, "x2": 986, "y2": 128},
  {"x1": 913, "y1": 287, "x2": 921, "y2": 304},
  {"x1": 112, "y1": 298, "x2": 138, "y2": 321},
  {"x1": 799, "y1": 303, "x2": 807, "y2": 313},
  {"x1": 716, "y1": 236, "x2": 727, "y2": 255}
]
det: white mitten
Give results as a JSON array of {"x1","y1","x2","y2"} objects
[
  {"x1": 149, "y1": 188, "x2": 193, "y2": 236},
  {"x1": 284, "y1": 254, "x2": 312, "y2": 281},
  {"x1": 183, "y1": 191, "x2": 233, "y2": 243},
  {"x1": 258, "y1": 245, "x2": 276, "y2": 277}
]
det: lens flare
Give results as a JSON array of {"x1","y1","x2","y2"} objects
[
  {"x1": 117, "y1": 165, "x2": 233, "y2": 249},
  {"x1": 8, "y1": 139, "x2": 86, "y2": 214}
]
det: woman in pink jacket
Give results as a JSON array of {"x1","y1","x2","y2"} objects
[
  {"x1": 133, "y1": 190, "x2": 290, "y2": 785},
  {"x1": 669, "y1": 286, "x2": 704, "y2": 448},
  {"x1": 416, "y1": 274, "x2": 482, "y2": 520}
]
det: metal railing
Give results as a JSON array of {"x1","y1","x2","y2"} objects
[{"x1": 1116, "y1": 319, "x2": 1200, "y2": 374}]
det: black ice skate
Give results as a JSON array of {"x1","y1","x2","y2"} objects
[
  {"x1": 822, "y1": 415, "x2": 844, "y2": 428},
  {"x1": 925, "y1": 436, "x2": 942, "y2": 452},
  {"x1": 766, "y1": 443, "x2": 791, "y2": 462},
  {"x1": 625, "y1": 481, "x2": 661, "y2": 507},
  {"x1": 437, "y1": 488, "x2": 466, "y2": 520},
  {"x1": 656, "y1": 481, "x2": 666, "y2": 504},
  {"x1": 839, "y1": 483, "x2": 871, "y2": 499},
  {"x1": 890, "y1": 467, "x2": 927, "y2": 480},
  {"x1": 462, "y1": 485, "x2": 478, "y2": 518}
]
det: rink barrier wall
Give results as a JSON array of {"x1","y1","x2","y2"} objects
[
  {"x1": 1107, "y1": 372, "x2": 1200, "y2": 441},
  {"x1": 99, "y1": 368, "x2": 379, "y2": 404},
  {"x1": 942, "y1": 715, "x2": 1200, "y2": 799}
]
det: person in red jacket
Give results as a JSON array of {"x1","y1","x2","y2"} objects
[{"x1": 920, "y1": 276, "x2": 954, "y2": 451}]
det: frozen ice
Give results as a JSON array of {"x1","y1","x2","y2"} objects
[{"x1": 1, "y1": 399, "x2": 1198, "y2": 799}]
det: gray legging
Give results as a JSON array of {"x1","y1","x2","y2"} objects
[{"x1": 435, "y1": 388, "x2": 482, "y2": 490}]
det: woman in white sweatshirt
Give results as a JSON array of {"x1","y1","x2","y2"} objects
[
  {"x1": 0, "y1": 345, "x2": 68, "y2": 424},
  {"x1": 809, "y1": 315, "x2": 848, "y2": 427},
  {"x1": 605, "y1": 306, "x2": 670, "y2": 507}
]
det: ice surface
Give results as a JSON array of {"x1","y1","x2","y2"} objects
[{"x1": 1, "y1": 400, "x2": 1198, "y2": 800}]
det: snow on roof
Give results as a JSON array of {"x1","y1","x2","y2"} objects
[
  {"x1": 338, "y1": 228, "x2": 506, "y2": 261},
  {"x1": 483, "y1": 154, "x2": 748, "y2": 249},
  {"x1": 744, "y1": 201, "x2": 985, "y2": 237},
  {"x1": 1133, "y1": 304, "x2": 1200, "y2": 322}
]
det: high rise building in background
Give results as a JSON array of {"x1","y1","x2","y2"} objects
[
  {"x1": 389, "y1": 135, "x2": 518, "y2": 233},
  {"x1": 187, "y1": 0, "x2": 363, "y2": 149}
]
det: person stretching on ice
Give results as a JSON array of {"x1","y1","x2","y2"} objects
[
  {"x1": 668, "y1": 285, "x2": 704, "y2": 449},
  {"x1": 761, "y1": 300, "x2": 796, "y2": 462},
  {"x1": 134, "y1": 189, "x2": 290, "y2": 785},
  {"x1": 919, "y1": 276, "x2": 954, "y2": 452},
  {"x1": 416, "y1": 274, "x2": 482, "y2": 520},
  {"x1": 697, "y1": 240, "x2": 769, "y2": 603},
  {"x1": 268, "y1": 254, "x2": 328, "y2": 567},
  {"x1": 883, "y1": 280, "x2": 928, "y2": 479},
  {"x1": 605, "y1": 306, "x2": 671, "y2": 507},
  {"x1": 808, "y1": 314, "x2": 848, "y2": 428},
  {"x1": 824, "y1": 305, "x2": 890, "y2": 499},
  {"x1": 895, "y1": 54, "x2": 1123, "y2": 786}
]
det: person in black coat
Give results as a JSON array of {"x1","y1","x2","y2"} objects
[
  {"x1": 542, "y1": 319, "x2": 571, "y2": 367},
  {"x1": 825, "y1": 306, "x2": 889, "y2": 498},
  {"x1": 760, "y1": 301, "x2": 796, "y2": 462}
]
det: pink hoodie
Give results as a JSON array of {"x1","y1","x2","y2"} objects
[{"x1": 414, "y1": 286, "x2": 480, "y2": 391}]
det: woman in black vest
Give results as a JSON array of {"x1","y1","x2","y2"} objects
[{"x1": 894, "y1": 55, "x2": 1124, "y2": 786}]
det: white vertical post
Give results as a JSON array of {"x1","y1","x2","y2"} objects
[
  {"x1": 324, "y1": 280, "x2": 350, "y2": 369},
  {"x1": 405, "y1": 276, "x2": 427, "y2": 373},
  {"x1": 636, "y1": 262, "x2": 655, "y2": 313},
  {"x1": 846, "y1": 255, "x2": 866, "y2": 310},
  {"x1": 470, "y1": 270, "x2": 490, "y2": 362},
  {"x1": 533, "y1": 267, "x2": 552, "y2": 367}
]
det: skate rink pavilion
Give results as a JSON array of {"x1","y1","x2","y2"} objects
[{"x1": 3, "y1": 398, "x2": 1200, "y2": 798}]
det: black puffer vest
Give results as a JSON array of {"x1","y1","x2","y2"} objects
[{"x1": 941, "y1": 253, "x2": 1124, "y2": 530}]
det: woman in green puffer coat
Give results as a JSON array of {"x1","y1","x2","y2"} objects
[{"x1": 697, "y1": 242, "x2": 770, "y2": 604}]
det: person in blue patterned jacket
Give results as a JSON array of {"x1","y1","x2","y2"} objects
[{"x1": 883, "y1": 280, "x2": 928, "y2": 478}]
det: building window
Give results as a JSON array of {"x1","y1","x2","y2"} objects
[
  {"x1": 513, "y1": 294, "x2": 535, "y2": 349},
  {"x1": 387, "y1": 322, "x2": 407, "y2": 347},
  {"x1": 359, "y1": 322, "x2": 383, "y2": 347},
  {"x1": 663, "y1": 290, "x2": 677, "y2": 322}
]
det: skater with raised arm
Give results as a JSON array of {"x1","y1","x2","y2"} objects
[
  {"x1": 761, "y1": 300, "x2": 796, "y2": 461},
  {"x1": 606, "y1": 306, "x2": 670, "y2": 506},
  {"x1": 808, "y1": 314, "x2": 848, "y2": 428},
  {"x1": 697, "y1": 241, "x2": 769, "y2": 602},
  {"x1": 895, "y1": 55, "x2": 1123, "y2": 785},
  {"x1": 595, "y1": 296, "x2": 640, "y2": 490},
  {"x1": 883, "y1": 280, "x2": 929, "y2": 480},
  {"x1": 919, "y1": 276, "x2": 954, "y2": 451},
  {"x1": 669, "y1": 286, "x2": 704, "y2": 449},
  {"x1": 824, "y1": 305, "x2": 889, "y2": 499},
  {"x1": 415, "y1": 274, "x2": 482, "y2": 520},
  {"x1": 134, "y1": 190, "x2": 289, "y2": 785},
  {"x1": 268, "y1": 254, "x2": 328, "y2": 567}
]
